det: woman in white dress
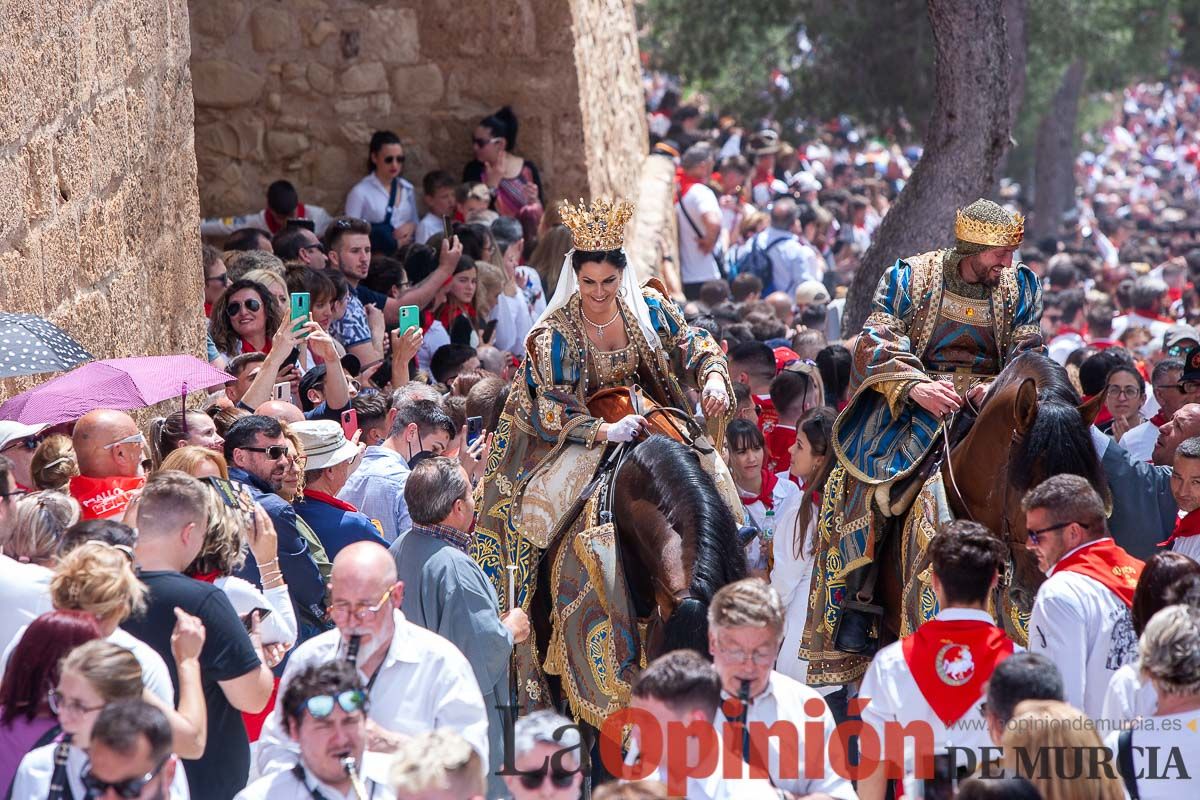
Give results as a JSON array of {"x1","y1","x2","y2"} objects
[
  {"x1": 726, "y1": 419, "x2": 800, "y2": 578},
  {"x1": 771, "y1": 407, "x2": 837, "y2": 691}
]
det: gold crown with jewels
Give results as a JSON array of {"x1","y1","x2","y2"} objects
[
  {"x1": 559, "y1": 197, "x2": 635, "y2": 251},
  {"x1": 954, "y1": 208, "x2": 1025, "y2": 248}
]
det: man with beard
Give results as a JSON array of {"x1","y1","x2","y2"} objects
[
  {"x1": 225, "y1": 415, "x2": 327, "y2": 643},
  {"x1": 809, "y1": 200, "x2": 1044, "y2": 685},
  {"x1": 255, "y1": 542, "x2": 488, "y2": 778}
]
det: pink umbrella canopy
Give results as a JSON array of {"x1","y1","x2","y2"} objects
[{"x1": 0, "y1": 355, "x2": 233, "y2": 426}]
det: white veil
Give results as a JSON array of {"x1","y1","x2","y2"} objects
[{"x1": 533, "y1": 249, "x2": 661, "y2": 351}]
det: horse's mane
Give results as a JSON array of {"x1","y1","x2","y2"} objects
[
  {"x1": 1008, "y1": 399, "x2": 1108, "y2": 496},
  {"x1": 989, "y1": 351, "x2": 1081, "y2": 406},
  {"x1": 625, "y1": 435, "x2": 746, "y2": 601}
]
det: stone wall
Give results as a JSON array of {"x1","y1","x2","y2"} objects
[
  {"x1": 190, "y1": 0, "x2": 648, "y2": 222},
  {"x1": 0, "y1": 0, "x2": 205, "y2": 398}
]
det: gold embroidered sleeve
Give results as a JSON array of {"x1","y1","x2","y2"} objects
[
  {"x1": 877, "y1": 379, "x2": 922, "y2": 418},
  {"x1": 527, "y1": 327, "x2": 604, "y2": 447}
]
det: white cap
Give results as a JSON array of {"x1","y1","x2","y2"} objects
[{"x1": 0, "y1": 421, "x2": 49, "y2": 451}]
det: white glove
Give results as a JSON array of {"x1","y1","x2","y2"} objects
[
  {"x1": 701, "y1": 374, "x2": 729, "y2": 410},
  {"x1": 606, "y1": 414, "x2": 646, "y2": 443}
]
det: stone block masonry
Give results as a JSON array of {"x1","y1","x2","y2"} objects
[
  {"x1": 190, "y1": 0, "x2": 648, "y2": 226},
  {"x1": 0, "y1": 0, "x2": 206, "y2": 399}
]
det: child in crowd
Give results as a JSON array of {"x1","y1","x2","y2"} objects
[
  {"x1": 456, "y1": 183, "x2": 491, "y2": 222},
  {"x1": 764, "y1": 361, "x2": 825, "y2": 475},
  {"x1": 417, "y1": 171, "x2": 458, "y2": 244},
  {"x1": 726, "y1": 419, "x2": 800, "y2": 578}
]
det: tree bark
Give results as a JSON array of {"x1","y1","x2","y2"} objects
[
  {"x1": 1029, "y1": 59, "x2": 1086, "y2": 243},
  {"x1": 1003, "y1": 0, "x2": 1028, "y2": 138},
  {"x1": 842, "y1": 0, "x2": 1013, "y2": 336}
]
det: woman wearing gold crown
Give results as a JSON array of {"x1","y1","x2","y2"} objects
[{"x1": 471, "y1": 197, "x2": 735, "y2": 708}]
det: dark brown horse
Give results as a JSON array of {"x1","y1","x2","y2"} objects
[{"x1": 876, "y1": 352, "x2": 1105, "y2": 643}]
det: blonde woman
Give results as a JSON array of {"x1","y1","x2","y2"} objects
[
  {"x1": 160, "y1": 444, "x2": 230, "y2": 480},
  {"x1": 1002, "y1": 700, "x2": 1123, "y2": 800},
  {"x1": 2, "y1": 542, "x2": 171, "y2": 703},
  {"x1": 29, "y1": 435, "x2": 78, "y2": 492},
  {"x1": 11, "y1": 640, "x2": 202, "y2": 798},
  {"x1": 6, "y1": 491, "x2": 79, "y2": 567}
]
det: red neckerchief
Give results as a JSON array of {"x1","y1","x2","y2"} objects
[
  {"x1": 1091, "y1": 339, "x2": 1119, "y2": 350},
  {"x1": 15, "y1": 482, "x2": 32, "y2": 493},
  {"x1": 738, "y1": 469, "x2": 779, "y2": 509},
  {"x1": 676, "y1": 166, "x2": 704, "y2": 200},
  {"x1": 240, "y1": 337, "x2": 272, "y2": 355},
  {"x1": 1050, "y1": 538, "x2": 1144, "y2": 608},
  {"x1": 204, "y1": 302, "x2": 213, "y2": 319},
  {"x1": 69, "y1": 475, "x2": 146, "y2": 520},
  {"x1": 434, "y1": 300, "x2": 476, "y2": 330},
  {"x1": 1133, "y1": 308, "x2": 1177, "y2": 324},
  {"x1": 764, "y1": 425, "x2": 797, "y2": 476},
  {"x1": 901, "y1": 618, "x2": 1015, "y2": 726},
  {"x1": 1160, "y1": 508, "x2": 1200, "y2": 548},
  {"x1": 1151, "y1": 411, "x2": 1168, "y2": 427},
  {"x1": 263, "y1": 204, "x2": 305, "y2": 236},
  {"x1": 188, "y1": 569, "x2": 221, "y2": 584},
  {"x1": 303, "y1": 489, "x2": 359, "y2": 513}
]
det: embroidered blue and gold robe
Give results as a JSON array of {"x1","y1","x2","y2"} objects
[{"x1": 832, "y1": 250, "x2": 1044, "y2": 485}]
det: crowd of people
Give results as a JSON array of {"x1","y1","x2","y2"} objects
[{"x1": 3, "y1": 67, "x2": 1200, "y2": 800}]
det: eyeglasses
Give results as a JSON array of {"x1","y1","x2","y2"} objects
[
  {"x1": 1174, "y1": 380, "x2": 1200, "y2": 395},
  {"x1": 471, "y1": 137, "x2": 499, "y2": 148},
  {"x1": 382, "y1": 155, "x2": 405, "y2": 165},
  {"x1": 328, "y1": 587, "x2": 394, "y2": 624},
  {"x1": 1105, "y1": 385, "x2": 1142, "y2": 399},
  {"x1": 102, "y1": 433, "x2": 145, "y2": 451},
  {"x1": 304, "y1": 689, "x2": 367, "y2": 719},
  {"x1": 518, "y1": 767, "x2": 576, "y2": 790},
  {"x1": 299, "y1": 243, "x2": 327, "y2": 255},
  {"x1": 48, "y1": 688, "x2": 105, "y2": 717},
  {"x1": 1, "y1": 435, "x2": 43, "y2": 452},
  {"x1": 205, "y1": 273, "x2": 230, "y2": 286},
  {"x1": 714, "y1": 638, "x2": 776, "y2": 666},
  {"x1": 1027, "y1": 521, "x2": 1085, "y2": 544},
  {"x1": 238, "y1": 445, "x2": 289, "y2": 460},
  {"x1": 226, "y1": 298, "x2": 263, "y2": 317},
  {"x1": 81, "y1": 755, "x2": 169, "y2": 799}
]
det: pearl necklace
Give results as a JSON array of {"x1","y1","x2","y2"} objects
[{"x1": 581, "y1": 306, "x2": 621, "y2": 335}]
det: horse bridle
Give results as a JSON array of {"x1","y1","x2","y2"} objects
[{"x1": 627, "y1": 384, "x2": 714, "y2": 454}]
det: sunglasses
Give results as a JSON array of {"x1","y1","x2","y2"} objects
[
  {"x1": 305, "y1": 689, "x2": 367, "y2": 719},
  {"x1": 103, "y1": 433, "x2": 145, "y2": 451},
  {"x1": 1027, "y1": 521, "x2": 1085, "y2": 544},
  {"x1": 299, "y1": 243, "x2": 327, "y2": 254},
  {"x1": 1, "y1": 435, "x2": 42, "y2": 452},
  {"x1": 517, "y1": 767, "x2": 576, "y2": 790},
  {"x1": 472, "y1": 137, "x2": 499, "y2": 148},
  {"x1": 238, "y1": 444, "x2": 289, "y2": 460},
  {"x1": 82, "y1": 755, "x2": 169, "y2": 799},
  {"x1": 382, "y1": 155, "x2": 405, "y2": 164},
  {"x1": 205, "y1": 273, "x2": 230, "y2": 285},
  {"x1": 226, "y1": 298, "x2": 263, "y2": 317}
]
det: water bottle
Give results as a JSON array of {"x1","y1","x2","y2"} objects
[{"x1": 761, "y1": 509, "x2": 775, "y2": 544}]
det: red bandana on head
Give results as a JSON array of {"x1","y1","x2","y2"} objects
[
  {"x1": 1160, "y1": 508, "x2": 1200, "y2": 548},
  {"x1": 1050, "y1": 538, "x2": 1144, "y2": 608},
  {"x1": 69, "y1": 475, "x2": 146, "y2": 520},
  {"x1": 901, "y1": 619, "x2": 1015, "y2": 726}
]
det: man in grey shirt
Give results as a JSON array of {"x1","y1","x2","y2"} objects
[{"x1": 390, "y1": 457, "x2": 529, "y2": 799}]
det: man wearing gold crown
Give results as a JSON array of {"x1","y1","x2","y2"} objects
[
  {"x1": 801, "y1": 198, "x2": 1043, "y2": 685},
  {"x1": 472, "y1": 198, "x2": 738, "y2": 724}
]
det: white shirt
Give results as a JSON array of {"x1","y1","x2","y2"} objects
[
  {"x1": 1103, "y1": 710, "x2": 1200, "y2": 800},
  {"x1": 1121, "y1": 419, "x2": 1160, "y2": 462},
  {"x1": 256, "y1": 610, "x2": 488, "y2": 775},
  {"x1": 215, "y1": 576, "x2": 297, "y2": 647},
  {"x1": 1102, "y1": 662, "x2": 1158, "y2": 726},
  {"x1": 1029, "y1": 539, "x2": 1140, "y2": 719},
  {"x1": 739, "y1": 474, "x2": 799, "y2": 572},
  {"x1": 770, "y1": 489, "x2": 835, "y2": 693},
  {"x1": 1047, "y1": 331, "x2": 1087, "y2": 365},
  {"x1": 235, "y1": 763, "x2": 393, "y2": 800},
  {"x1": 415, "y1": 212, "x2": 443, "y2": 245},
  {"x1": 0, "y1": 556, "x2": 52, "y2": 656},
  {"x1": 2, "y1": 625, "x2": 174, "y2": 703},
  {"x1": 1170, "y1": 532, "x2": 1200, "y2": 562},
  {"x1": 11, "y1": 743, "x2": 190, "y2": 800},
  {"x1": 200, "y1": 205, "x2": 335, "y2": 238},
  {"x1": 860, "y1": 609, "x2": 1016, "y2": 768},
  {"x1": 344, "y1": 174, "x2": 418, "y2": 230},
  {"x1": 676, "y1": 184, "x2": 722, "y2": 285},
  {"x1": 416, "y1": 320, "x2": 450, "y2": 374},
  {"x1": 489, "y1": 290, "x2": 535, "y2": 358},
  {"x1": 712, "y1": 671, "x2": 857, "y2": 799},
  {"x1": 634, "y1": 748, "x2": 781, "y2": 799}
]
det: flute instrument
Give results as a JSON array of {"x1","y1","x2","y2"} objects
[
  {"x1": 739, "y1": 678, "x2": 752, "y2": 763},
  {"x1": 340, "y1": 755, "x2": 369, "y2": 800}
]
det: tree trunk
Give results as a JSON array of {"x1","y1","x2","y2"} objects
[
  {"x1": 1003, "y1": 0, "x2": 1028, "y2": 129},
  {"x1": 1029, "y1": 59, "x2": 1086, "y2": 243},
  {"x1": 842, "y1": 0, "x2": 1013, "y2": 336}
]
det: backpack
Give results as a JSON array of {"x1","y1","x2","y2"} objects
[{"x1": 731, "y1": 234, "x2": 789, "y2": 295}]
